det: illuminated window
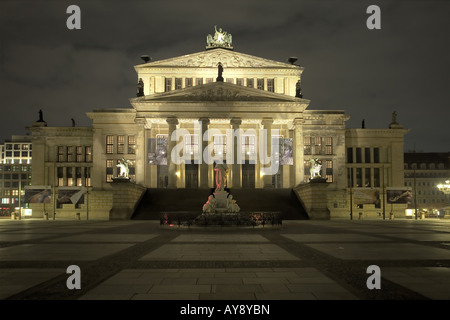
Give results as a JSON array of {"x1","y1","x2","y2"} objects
[
  {"x1": 76, "y1": 146, "x2": 83, "y2": 162},
  {"x1": 85, "y1": 167, "x2": 91, "y2": 186},
  {"x1": 58, "y1": 146, "x2": 65, "y2": 162},
  {"x1": 175, "y1": 78, "x2": 182, "y2": 90},
  {"x1": 67, "y1": 146, "x2": 74, "y2": 162},
  {"x1": 67, "y1": 167, "x2": 73, "y2": 186},
  {"x1": 213, "y1": 135, "x2": 226, "y2": 156},
  {"x1": 237, "y1": 78, "x2": 244, "y2": 86},
  {"x1": 314, "y1": 137, "x2": 322, "y2": 155},
  {"x1": 184, "y1": 135, "x2": 199, "y2": 155},
  {"x1": 106, "y1": 160, "x2": 114, "y2": 182},
  {"x1": 304, "y1": 137, "x2": 311, "y2": 155},
  {"x1": 325, "y1": 137, "x2": 333, "y2": 155},
  {"x1": 242, "y1": 135, "x2": 255, "y2": 155},
  {"x1": 257, "y1": 78, "x2": 264, "y2": 90},
  {"x1": 128, "y1": 136, "x2": 136, "y2": 154},
  {"x1": 106, "y1": 136, "x2": 114, "y2": 154},
  {"x1": 117, "y1": 135, "x2": 125, "y2": 154},
  {"x1": 85, "y1": 146, "x2": 92, "y2": 162},
  {"x1": 267, "y1": 79, "x2": 274, "y2": 92},
  {"x1": 185, "y1": 78, "x2": 193, "y2": 87},
  {"x1": 165, "y1": 78, "x2": 172, "y2": 92},
  {"x1": 247, "y1": 78, "x2": 254, "y2": 88},
  {"x1": 196, "y1": 78, "x2": 203, "y2": 86}
]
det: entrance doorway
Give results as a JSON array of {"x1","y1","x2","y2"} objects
[
  {"x1": 242, "y1": 162, "x2": 255, "y2": 188},
  {"x1": 185, "y1": 163, "x2": 198, "y2": 188}
]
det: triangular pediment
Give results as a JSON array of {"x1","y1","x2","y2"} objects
[
  {"x1": 135, "y1": 48, "x2": 301, "y2": 69},
  {"x1": 132, "y1": 82, "x2": 305, "y2": 103}
]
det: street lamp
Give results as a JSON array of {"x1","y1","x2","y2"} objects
[{"x1": 437, "y1": 180, "x2": 450, "y2": 217}]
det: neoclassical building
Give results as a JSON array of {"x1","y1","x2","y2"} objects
[{"x1": 27, "y1": 28, "x2": 409, "y2": 219}]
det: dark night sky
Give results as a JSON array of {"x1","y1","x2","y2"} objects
[{"x1": 0, "y1": 0, "x2": 449, "y2": 152}]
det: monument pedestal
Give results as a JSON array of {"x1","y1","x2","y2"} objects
[{"x1": 294, "y1": 178, "x2": 330, "y2": 220}]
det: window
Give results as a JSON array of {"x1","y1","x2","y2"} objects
[
  {"x1": 213, "y1": 135, "x2": 226, "y2": 156},
  {"x1": 304, "y1": 160, "x2": 311, "y2": 182},
  {"x1": 267, "y1": 79, "x2": 274, "y2": 92},
  {"x1": 106, "y1": 136, "x2": 114, "y2": 154},
  {"x1": 247, "y1": 78, "x2": 254, "y2": 88},
  {"x1": 165, "y1": 78, "x2": 172, "y2": 92},
  {"x1": 184, "y1": 135, "x2": 199, "y2": 155},
  {"x1": 257, "y1": 78, "x2": 264, "y2": 90},
  {"x1": 326, "y1": 160, "x2": 333, "y2": 182},
  {"x1": 175, "y1": 78, "x2": 182, "y2": 90},
  {"x1": 76, "y1": 146, "x2": 83, "y2": 162},
  {"x1": 325, "y1": 137, "x2": 333, "y2": 155},
  {"x1": 128, "y1": 136, "x2": 136, "y2": 154},
  {"x1": 206, "y1": 78, "x2": 213, "y2": 83},
  {"x1": 57, "y1": 167, "x2": 63, "y2": 186},
  {"x1": 106, "y1": 160, "x2": 114, "y2": 182},
  {"x1": 347, "y1": 168, "x2": 353, "y2": 187},
  {"x1": 365, "y1": 168, "x2": 371, "y2": 187},
  {"x1": 374, "y1": 168, "x2": 380, "y2": 187},
  {"x1": 58, "y1": 146, "x2": 65, "y2": 162},
  {"x1": 226, "y1": 78, "x2": 234, "y2": 84},
  {"x1": 85, "y1": 146, "x2": 92, "y2": 162},
  {"x1": 365, "y1": 148, "x2": 371, "y2": 163},
  {"x1": 67, "y1": 167, "x2": 73, "y2": 186},
  {"x1": 117, "y1": 135, "x2": 125, "y2": 154},
  {"x1": 314, "y1": 137, "x2": 322, "y2": 155},
  {"x1": 85, "y1": 167, "x2": 91, "y2": 186},
  {"x1": 356, "y1": 168, "x2": 362, "y2": 187},
  {"x1": 356, "y1": 148, "x2": 362, "y2": 163},
  {"x1": 185, "y1": 78, "x2": 193, "y2": 87},
  {"x1": 242, "y1": 135, "x2": 256, "y2": 156},
  {"x1": 237, "y1": 78, "x2": 244, "y2": 86},
  {"x1": 373, "y1": 147, "x2": 379, "y2": 163},
  {"x1": 304, "y1": 137, "x2": 311, "y2": 155},
  {"x1": 76, "y1": 167, "x2": 82, "y2": 187},
  {"x1": 196, "y1": 78, "x2": 203, "y2": 86}
]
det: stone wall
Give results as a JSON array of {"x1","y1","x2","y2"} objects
[
  {"x1": 108, "y1": 181, "x2": 147, "y2": 220},
  {"x1": 294, "y1": 179, "x2": 330, "y2": 220}
]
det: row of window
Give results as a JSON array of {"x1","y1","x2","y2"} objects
[
  {"x1": 2, "y1": 189, "x2": 25, "y2": 196},
  {"x1": 347, "y1": 167, "x2": 381, "y2": 188},
  {"x1": 405, "y1": 163, "x2": 446, "y2": 170},
  {"x1": 106, "y1": 135, "x2": 136, "y2": 154},
  {"x1": 164, "y1": 77, "x2": 275, "y2": 92},
  {"x1": 304, "y1": 159, "x2": 334, "y2": 183},
  {"x1": 0, "y1": 181, "x2": 30, "y2": 188},
  {"x1": 3, "y1": 144, "x2": 31, "y2": 151},
  {"x1": 0, "y1": 173, "x2": 31, "y2": 180},
  {"x1": 405, "y1": 181, "x2": 448, "y2": 188},
  {"x1": 56, "y1": 167, "x2": 92, "y2": 187},
  {"x1": 304, "y1": 137, "x2": 333, "y2": 155},
  {"x1": 58, "y1": 146, "x2": 92, "y2": 162},
  {"x1": 2, "y1": 151, "x2": 32, "y2": 158},
  {"x1": 347, "y1": 147, "x2": 380, "y2": 164},
  {"x1": 0, "y1": 165, "x2": 31, "y2": 172}
]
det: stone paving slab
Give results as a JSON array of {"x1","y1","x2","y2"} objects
[
  {"x1": 77, "y1": 267, "x2": 357, "y2": 300},
  {"x1": 171, "y1": 234, "x2": 269, "y2": 242},
  {"x1": 0, "y1": 268, "x2": 65, "y2": 299},
  {"x1": 139, "y1": 244, "x2": 300, "y2": 261},
  {"x1": 306, "y1": 242, "x2": 450, "y2": 260},
  {"x1": 0, "y1": 234, "x2": 57, "y2": 242},
  {"x1": 0, "y1": 243, "x2": 133, "y2": 261},
  {"x1": 282, "y1": 233, "x2": 389, "y2": 242},
  {"x1": 380, "y1": 233, "x2": 450, "y2": 241},
  {"x1": 43, "y1": 234, "x2": 158, "y2": 243}
]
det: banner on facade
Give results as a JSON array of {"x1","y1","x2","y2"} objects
[
  {"x1": 147, "y1": 137, "x2": 168, "y2": 165},
  {"x1": 280, "y1": 138, "x2": 293, "y2": 165},
  {"x1": 24, "y1": 186, "x2": 52, "y2": 204},
  {"x1": 57, "y1": 187, "x2": 86, "y2": 205},
  {"x1": 386, "y1": 188, "x2": 413, "y2": 204},
  {"x1": 353, "y1": 188, "x2": 381, "y2": 207}
]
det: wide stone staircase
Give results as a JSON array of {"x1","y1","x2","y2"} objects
[{"x1": 131, "y1": 188, "x2": 308, "y2": 220}]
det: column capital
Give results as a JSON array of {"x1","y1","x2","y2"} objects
[
  {"x1": 198, "y1": 117, "x2": 210, "y2": 125},
  {"x1": 230, "y1": 117, "x2": 242, "y2": 127},
  {"x1": 293, "y1": 118, "x2": 303, "y2": 127},
  {"x1": 166, "y1": 117, "x2": 179, "y2": 125},
  {"x1": 261, "y1": 117, "x2": 273, "y2": 126}
]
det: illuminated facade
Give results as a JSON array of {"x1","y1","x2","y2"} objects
[{"x1": 27, "y1": 30, "x2": 409, "y2": 219}]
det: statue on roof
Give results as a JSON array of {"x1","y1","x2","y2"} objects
[
  {"x1": 206, "y1": 26, "x2": 233, "y2": 50},
  {"x1": 137, "y1": 78, "x2": 144, "y2": 97}
]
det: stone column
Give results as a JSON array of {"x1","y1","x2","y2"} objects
[
  {"x1": 166, "y1": 117, "x2": 179, "y2": 189},
  {"x1": 230, "y1": 118, "x2": 242, "y2": 189},
  {"x1": 134, "y1": 118, "x2": 146, "y2": 186},
  {"x1": 199, "y1": 118, "x2": 210, "y2": 188},
  {"x1": 261, "y1": 118, "x2": 274, "y2": 188},
  {"x1": 293, "y1": 118, "x2": 304, "y2": 186}
]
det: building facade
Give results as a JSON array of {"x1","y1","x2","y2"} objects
[
  {"x1": 26, "y1": 29, "x2": 409, "y2": 219},
  {"x1": 404, "y1": 152, "x2": 450, "y2": 217},
  {"x1": 0, "y1": 135, "x2": 32, "y2": 216}
]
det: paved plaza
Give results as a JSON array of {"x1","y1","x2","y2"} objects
[{"x1": 1, "y1": 217, "x2": 450, "y2": 301}]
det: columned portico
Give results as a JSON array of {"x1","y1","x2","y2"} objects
[{"x1": 166, "y1": 117, "x2": 179, "y2": 189}]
